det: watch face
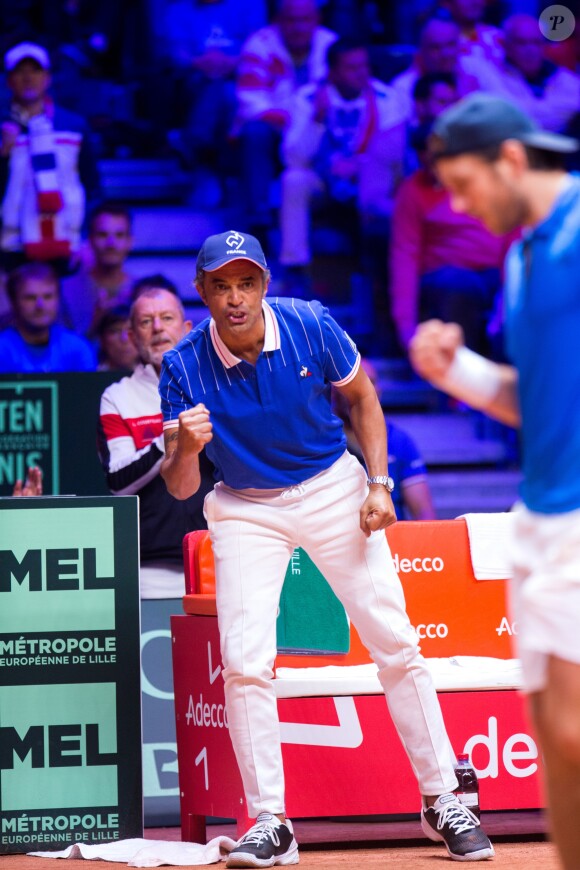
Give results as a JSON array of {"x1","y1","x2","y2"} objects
[{"x1": 368, "y1": 475, "x2": 395, "y2": 492}]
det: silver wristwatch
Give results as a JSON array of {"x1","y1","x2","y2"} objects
[{"x1": 367, "y1": 475, "x2": 395, "y2": 492}]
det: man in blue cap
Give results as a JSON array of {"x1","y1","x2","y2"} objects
[
  {"x1": 158, "y1": 228, "x2": 494, "y2": 866},
  {"x1": 410, "y1": 92, "x2": 580, "y2": 870}
]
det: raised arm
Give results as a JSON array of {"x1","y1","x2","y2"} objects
[
  {"x1": 409, "y1": 320, "x2": 521, "y2": 428},
  {"x1": 160, "y1": 404, "x2": 213, "y2": 500}
]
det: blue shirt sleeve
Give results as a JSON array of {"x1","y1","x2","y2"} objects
[
  {"x1": 159, "y1": 354, "x2": 194, "y2": 427},
  {"x1": 316, "y1": 303, "x2": 360, "y2": 385}
]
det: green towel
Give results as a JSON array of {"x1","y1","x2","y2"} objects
[{"x1": 276, "y1": 548, "x2": 350, "y2": 654}]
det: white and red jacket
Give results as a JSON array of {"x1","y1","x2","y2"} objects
[
  {"x1": 97, "y1": 363, "x2": 214, "y2": 564},
  {"x1": 282, "y1": 77, "x2": 407, "y2": 168},
  {"x1": 235, "y1": 23, "x2": 337, "y2": 127}
]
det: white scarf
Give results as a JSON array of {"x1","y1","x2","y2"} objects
[{"x1": 2, "y1": 103, "x2": 83, "y2": 258}]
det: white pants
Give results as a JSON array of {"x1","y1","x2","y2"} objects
[
  {"x1": 204, "y1": 451, "x2": 458, "y2": 816},
  {"x1": 510, "y1": 503, "x2": 580, "y2": 693}
]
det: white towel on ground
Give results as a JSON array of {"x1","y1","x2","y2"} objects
[
  {"x1": 28, "y1": 836, "x2": 237, "y2": 866},
  {"x1": 459, "y1": 512, "x2": 516, "y2": 580}
]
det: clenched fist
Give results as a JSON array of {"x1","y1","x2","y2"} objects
[
  {"x1": 409, "y1": 320, "x2": 464, "y2": 384},
  {"x1": 176, "y1": 404, "x2": 213, "y2": 454}
]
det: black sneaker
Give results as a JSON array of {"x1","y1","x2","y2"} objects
[
  {"x1": 226, "y1": 812, "x2": 299, "y2": 868},
  {"x1": 421, "y1": 793, "x2": 495, "y2": 861}
]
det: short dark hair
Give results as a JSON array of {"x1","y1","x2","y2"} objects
[
  {"x1": 96, "y1": 303, "x2": 131, "y2": 338},
  {"x1": 88, "y1": 200, "x2": 132, "y2": 234},
  {"x1": 131, "y1": 273, "x2": 180, "y2": 302},
  {"x1": 326, "y1": 36, "x2": 368, "y2": 70},
  {"x1": 6, "y1": 262, "x2": 59, "y2": 303},
  {"x1": 413, "y1": 71, "x2": 457, "y2": 103},
  {"x1": 523, "y1": 145, "x2": 567, "y2": 171}
]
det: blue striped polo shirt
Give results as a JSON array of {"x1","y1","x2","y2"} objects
[{"x1": 159, "y1": 297, "x2": 360, "y2": 489}]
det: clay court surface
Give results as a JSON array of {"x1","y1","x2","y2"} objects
[{"x1": 2, "y1": 812, "x2": 561, "y2": 870}]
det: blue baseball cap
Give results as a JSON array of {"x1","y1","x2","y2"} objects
[
  {"x1": 430, "y1": 93, "x2": 579, "y2": 158},
  {"x1": 196, "y1": 230, "x2": 268, "y2": 272}
]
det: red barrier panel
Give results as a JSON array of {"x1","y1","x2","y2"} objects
[{"x1": 171, "y1": 612, "x2": 541, "y2": 843}]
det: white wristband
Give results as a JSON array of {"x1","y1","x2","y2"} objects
[{"x1": 439, "y1": 346, "x2": 502, "y2": 409}]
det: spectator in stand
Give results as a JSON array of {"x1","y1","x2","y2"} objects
[
  {"x1": 157, "y1": 0, "x2": 267, "y2": 188},
  {"x1": 95, "y1": 303, "x2": 138, "y2": 372},
  {"x1": 333, "y1": 358, "x2": 436, "y2": 520},
  {"x1": 97, "y1": 280, "x2": 215, "y2": 820},
  {"x1": 413, "y1": 70, "x2": 459, "y2": 125},
  {"x1": 0, "y1": 42, "x2": 100, "y2": 274},
  {"x1": 390, "y1": 120, "x2": 512, "y2": 354},
  {"x1": 476, "y1": 14, "x2": 580, "y2": 134},
  {"x1": 234, "y1": 0, "x2": 337, "y2": 239},
  {"x1": 0, "y1": 261, "x2": 96, "y2": 372},
  {"x1": 389, "y1": 17, "x2": 489, "y2": 125},
  {"x1": 279, "y1": 37, "x2": 406, "y2": 287},
  {"x1": 61, "y1": 200, "x2": 133, "y2": 339},
  {"x1": 97, "y1": 280, "x2": 214, "y2": 599},
  {"x1": 442, "y1": 0, "x2": 504, "y2": 69},
  {"x1": 403, "y1": 70, "x2": 460, "y2": 173}
]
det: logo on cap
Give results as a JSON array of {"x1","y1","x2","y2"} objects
[{"x1": 226, "y1": 231, "x2": 246, "y2": 255}]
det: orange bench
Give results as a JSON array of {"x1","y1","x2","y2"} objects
[{"x1": 181, "y1": 519, "x2": 516, "y2": 664}]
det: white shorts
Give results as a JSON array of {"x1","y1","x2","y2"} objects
[{"x1": 509, "y1": 503, "x2": 580, "y2": 693}]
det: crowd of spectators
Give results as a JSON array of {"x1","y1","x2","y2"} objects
[{"x1": 0, "y1": 0, "x2": 578, "y2": 369}]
